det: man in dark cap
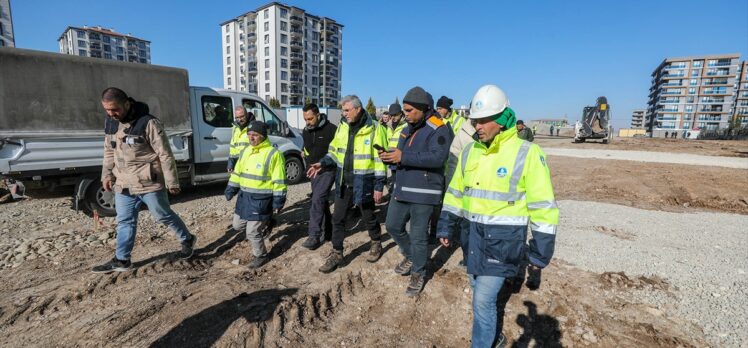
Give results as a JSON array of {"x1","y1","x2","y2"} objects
[
  {"x1": 379, "y1": 86, "x2": 453, "y2": 297},
  {"x1": 225, "y1": 121, "x2": 287, "y2": 269}
]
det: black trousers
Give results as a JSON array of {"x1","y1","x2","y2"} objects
[
  {"x1": 331, "y1": 185, "x2": 381, "y2": 251},
  {"x1": 308, "y1": 170, "x2": 335, "y2": 241}
]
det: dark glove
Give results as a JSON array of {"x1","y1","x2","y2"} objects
[{"x1": 224, "y1": 186, "x2": 239, "y2": 201}]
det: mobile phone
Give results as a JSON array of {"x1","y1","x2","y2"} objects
[{"x1": 373, "y1": 144, "x2": 386, "y2": 152}]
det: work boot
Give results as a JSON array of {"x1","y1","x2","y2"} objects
[
  {"x1": 394, "y1": 257, "x2": 413, "y2": 276},
  {"x1": 302, "y1": 236, "x2": 323, "y2": 250},
  {"x1": 405, "y1": 272, "x2": 425, "y2": 297},
  {"x1": 179, "y1": 234, "x2": 198, "y2": 260},
  {"x1": 248, "y1": 255, "x2": 269, "y2": 269},
  {"x1": 319, "y1": 249, "x2": 343, "y2": 273},
  {"x1": 366, "y1": 240, "x2": 382, "y2": 263},
  {"x1": 91, "y1": 258, "x2": 132, "y2": 273}
]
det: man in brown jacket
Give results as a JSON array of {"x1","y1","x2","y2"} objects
[{"x1": 92, "y1": 87, "x2": 197, "y2": 273}]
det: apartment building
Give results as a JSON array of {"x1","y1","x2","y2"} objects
[
  {"x1": 734, "y1": 61, "x2": 748, "y2": 127},
  {"x1": 221, "y1": 2, "x2": 343, "y2": 107},
  {"x1": 646, "y1": 54, "x2": 740, "y2": 132},
  {"x1": 58, "y1": 26, "x2": 151, "y2": 64},
  {"x1": 631, "y1": 109, "x2": 645, "y2": 128},
  {"x1": 0, "y1": 0, "x2": 14, "y2": 47}
]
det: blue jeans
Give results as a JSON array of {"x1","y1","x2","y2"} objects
[
  {"x1": 115, "y1": 190, "x2": 191, "y2": 260},
  {"x1": 470, "y1": 275, "x2": 506, "y2": 348},
  {"x1": 385, "y1": 198, "x2": 433, "y2": 275}
]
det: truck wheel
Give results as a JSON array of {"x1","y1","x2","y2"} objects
[
  {"x1": 602, "y1": 138, "x2": 609, "y2": 144},
  {"x1": 85, "y1": 181, "x2": 117, "y2": 217},
  {"x1": 285, "y1": 156, "x2": 304, "y2": 185}
]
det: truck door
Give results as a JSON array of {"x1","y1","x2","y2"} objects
[{"x1": 193, "y1": 89, "x2": 234, "y2": 170}]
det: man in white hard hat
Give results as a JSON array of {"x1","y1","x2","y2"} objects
[{"x1": 437, "y1": 85, "x2": 559, "y2": 348}]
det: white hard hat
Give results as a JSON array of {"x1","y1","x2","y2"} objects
[{"x1": 469, "y1": 85, "x2": 510, "y2": 119}]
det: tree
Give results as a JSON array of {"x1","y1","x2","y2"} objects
[
  {"x1": 394, "y1": 97, "x2": 400, "y2": 106},
  {"x1": 269, "y1": 97, "x2": 281, "y2": 108},
  {"x1": 304, "y1": 96, "x2": 312, "y2": 106},
  {"x1": 365, "y1": 97, "x2": 377, "y2": 118}
]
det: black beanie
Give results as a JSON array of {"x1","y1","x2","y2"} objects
[
  {"x1": 436, "y1": 96, "x2": 453, "y2": 109},
  {"x1": 247, "y1": 120, "x2": 268, "y2": 137},
  {"x1": 388, "y1": 103, "x2": 402, "y2": 115},
  {"x1": 403, "y1": 86, "x2": 433, "y2": 112}
]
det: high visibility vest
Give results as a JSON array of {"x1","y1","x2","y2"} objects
[
  {"x1": 228, "y1": 138, "x2": 287, "y2": 198},
  {"x1": 438, "y1": 127, "x2": 558, "y2": 276},
  {"x1": 387, "y1": 121, "x2": 407, "y2": 150},
  {"x1": 323, "y1": 114, "x2": 388, "y2": 203},
  {"x1": 229, "y1": 124, "x2": 249, "y2": 161},
  {"x1": 449, "y1": 110, "x2": 466, "y2": 134}
]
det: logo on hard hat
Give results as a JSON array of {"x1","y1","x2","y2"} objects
[
  {"x1": 496, "y1": 167, "x2": 508, "y2": 178},
  {"x1": 475, "y1": 101, "x2": 483, "y2": 110}
]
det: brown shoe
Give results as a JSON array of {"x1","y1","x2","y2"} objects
[
  {"x1": 319, "y1": 249, "x2": 343, "y2": 273},
  {"x1": 366, "y1": 241, "x2": 382, "y2": 263}
]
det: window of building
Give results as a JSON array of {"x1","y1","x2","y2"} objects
[
  {"x1": 225, "y1": 24, "x2": 230, "y2": 32},
  {"x1": 265, "y1": 59, "x2": 270, "y2": 68},
  {"x1": 78, "y1": 40, "x2": 86, "y2": 47},
  {"x1": 104, "y1": 52, "x2": 112, "y2": 59},
  {"x1": 281, "y1": 83, "x2": 288, "y2": 92},
  {"x1": 281, "y1": 95, "x2": 288, "y2": 104},
  {"x1": 117, "y1": 55, "x2": 124, "y2": 61},
  {"x1": 312, "y1": 43, "x2": 318, "y2": 51},
  {"x1": 227, "y1": 56, "x2": 231, "y2": 64},
  {"x1": 138, "y1": 42, "x2": 145, "y2": 49},
  {"x1": 103, "y1": 36, "x2": 110, "y2": 43},
  {"x1": 312, "y1": 77, "x2": 317, "y2": 85},
  {"x1": 281, "y1": 47, "x2": 288, "y2": 56},
  {"x1": 312, "y1": 54, "x2": 317, "y2": 63},
  {"x1": 264, "y1": 34, "x2": 269, "y2": 44},
  {"x1": 265, "y1": 71, "x2": 270, "y2": 80},
  {"x1": 693, "y1": 60, "x2": 703, "y2": 68},
  {"x1": 103, "y1": 45, "x2": 111, "y2": 52},
  {"x1": 78, "y1": 49, "x2": 86, "y2": 56},
  {"x1": 264, "y1": 9, "x2": 269, "y2": 19},
  {"x1": 202, "y1": 96, "x2": 234, "y2": 128},
  {"x1": 281, "y1": 34, "x2": 288, "y2": 44},
  {"x1": 265, "y1": 83, "x2": 270, "y2": 92},
  {"x1": 139, "y1": 58, "x2": 147, "y2": 63},
  {"x1": 264, "y1": 22, "x2": 269, "y2": 31},
  {"x1": 264, "y1": 46, "x2": 270, "y2": 56},
  {"x1": 691, "y1": 70, "x2": 700, "y2": 77},
  {"x1": 115, "y1": 37, "x2": 122, "y2": 45},
  {"x1": 77, "y1": 30, "x2": 86, "y2": 38},
  {"x1": 690, "y1": 79, "x2": 698, "y2": 86},
  {"x1": 312, "y1": 66, "x2": 318, "y2": 74},
  {"x1": 226, "y1": 46, "x2": 230, "y2": 54},
  {"x1": 227, "y1": 67, "x2": 231, "y2": 75},
  {"x1": 281, "y1": 58, "x2": 288, "y2": 68},
  {"x1": 280, "y1": 8, "x2": 288, "y2": 18},
  {"x1": 226, "y1": 35, "x2": 230, "y2": 43},
  {"x1": 266, "y1": 94, "x2": 270, "y2": 101},
  {"x1": 0, "y1": 39, "x2": 4, "y2": 47},
  {"x1": 281, "y1": 71, "x2": 288, "y2": 80},
  {"x1": 280, "y1": 22, "x2": 288, "y2": 31}
]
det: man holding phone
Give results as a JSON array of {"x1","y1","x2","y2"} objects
[{"x1": 379, "y1": 86, "x2": 452, "y2": 296}]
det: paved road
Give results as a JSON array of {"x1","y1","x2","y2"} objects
[{"x1": 544, "y1": 147, "x2": 748, "y2": 169}]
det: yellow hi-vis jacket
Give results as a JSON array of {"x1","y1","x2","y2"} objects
[
  {"x1": 225, "y1": 138, "x2": 287, "y2": 221},
  {"x1": 228, "y1": 123, "x2": 249, "y2": 171},
  {"x1": 436, "y1": 127, "x2": 558, "y2": 277},
  {"x1": 448, "y1": 110, "x2": 466, "y2": 134},
  {"x1": 320, "y1": 113, "x2": 388, "y2": 204},
  {"x1": 387, "y1": 121, "x2": 407, "y2": 150}
]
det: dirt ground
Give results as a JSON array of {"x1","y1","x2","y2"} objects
[
  {"x1": 535, "y1": 136, "x2": 748, "y2": 158},
  {"x1": 1, "y1": 140, "x2": 746, "y2": 347}
]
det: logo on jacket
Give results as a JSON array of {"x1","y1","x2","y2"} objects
[
  {"x1": 364, "y1": 139, "x2": 370, "y2": 145},
  {"x1": 540, "y1": 156, "x2": 546, "y2": 167},
  {"x1": 256, "y1": 163, "x2": 262, "y2": 170},
  {"x1": 496, "y1": 167, "x2": 508, "y2": 178}
]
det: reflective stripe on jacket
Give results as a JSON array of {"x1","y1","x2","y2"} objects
[
  {"x1": 320, "y1": 113, "x2": 388, "y2": 205},
  {"x1": 387, "y1": 121, "x2": 407, "y2": 150},
  {"x1": 437, "y1": 127, "x2": 558, "y2": 278},
  {"x1": 226, "y1": 138, "x2": 287, "y2": 221}
]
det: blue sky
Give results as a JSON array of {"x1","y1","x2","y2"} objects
[{"x1": 11, "y1": 0, "x2": 748, "y2": 129}]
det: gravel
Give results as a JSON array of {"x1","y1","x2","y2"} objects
[
  {"x1": 544, "y1": 147, "x2": 748, "y2": 169},
  {"x1": 556, "y1": 199, "x2": 748, "y2": 348}
]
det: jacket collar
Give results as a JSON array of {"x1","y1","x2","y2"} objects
[
  {"x1": 249, "y1": 138, "x2": 272, "y2": 151},
  {"x1": 305, "y1": 113, "x2": 328, "y2": 131},
  {"x1": 121, "y1": 98, "x2": 150, "y2": 124},
  {"x1": 479, "y1": 127, "x2": 518, "y2": 153}
]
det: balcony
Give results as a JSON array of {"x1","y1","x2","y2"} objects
[
  {"x1": 246, "y1": 44, "x2": 257, "y2": 52},
  {"x1": 290, "y1": 15, "x2": 303, "y2": 23},
  {"x1": 290, "y1": 40, "x2": 302, "y2": 48},
  {"x1": 289, "y1": 88, "x2": 302, "y2": 95},
  {"x1": 662, "y1": 73, "x2": 686, "y2": 79},
  {"x1": 290, "y1": 27, "x2": 303, "y2": 37},
  {"x1": 289, "y1": 76, "x2": 303, "y2": 82},
  {"x1": 247, "y1": 33, "x2": 256, "y2": 41},
  {"x1": 247, "y1": 65, "x2": 258, "y2": 73},
  {"x1": 664, "y1": 64, "x2": 687, "y2": 70},
  {"x1": 290, "y1": 52, "x2": 303, "y2": 61},
  {"x1": 705, "y1": 71, "x2": 730, "y2": 76},
  {"x1": 290, "y1": 64, "x2": 303, "y2": 71},
  {"x1": 707, "y1": 61, "x2": 732, "y2": 67}
]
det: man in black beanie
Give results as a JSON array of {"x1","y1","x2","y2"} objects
[
  {"x1": 436, "y1": 95, "x2": 464, "y2": 132},
  {"x1": 379, "y1": 86, "x2": 452, "y2": 297}
]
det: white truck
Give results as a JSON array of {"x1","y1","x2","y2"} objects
[{"x1": 0, "y1": 47, "x2": 306, "y2": 216}]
